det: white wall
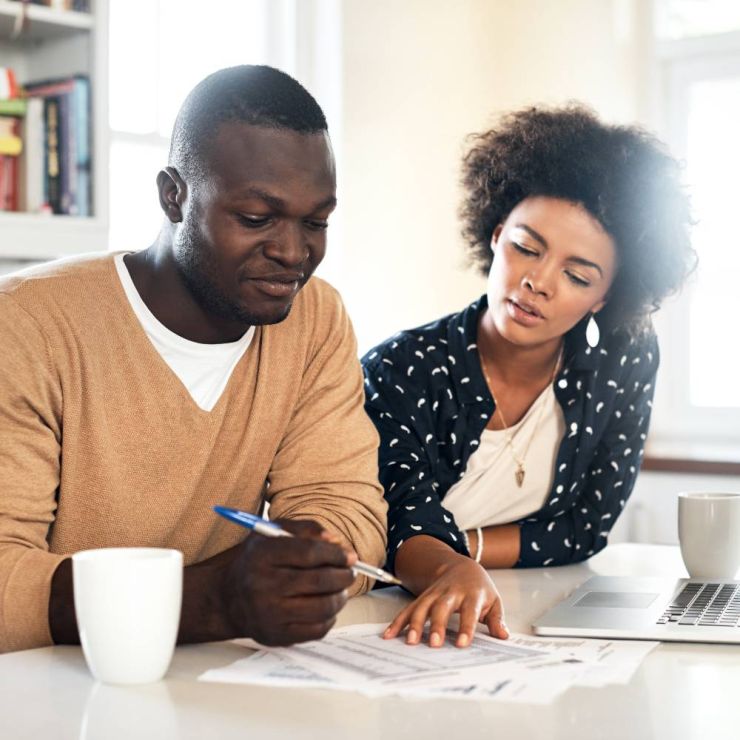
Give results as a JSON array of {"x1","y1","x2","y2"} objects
[
  {"x1": 332, "y1": 0, "x2": 651, "y2": 353},
  {"x1": 610, "y1": 471, "x2": 740, "y2": 545}
]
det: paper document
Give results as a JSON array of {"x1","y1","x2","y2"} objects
[{"x1": 199, "y1": 623, "x2": 658, "y2": 703}]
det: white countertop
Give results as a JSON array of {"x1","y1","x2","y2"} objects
[{"x1": 1, "y1": 544, "x2": 738, "y2": 740}]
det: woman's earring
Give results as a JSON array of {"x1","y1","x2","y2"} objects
[{"x1": 586, "y1": 314, "x2": 600, "y2": 348}]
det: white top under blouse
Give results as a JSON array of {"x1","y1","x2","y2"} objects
[
  {"x1": 115, "y1": 253, "x2": 255, "y2": 412},
  {"x1": 442, "y1": 383, "x2": 565, "y2": 530}
]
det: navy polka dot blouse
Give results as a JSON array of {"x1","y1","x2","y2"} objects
[{"x1": 361, "y1": 295, "x2": 658, "y2": 572}]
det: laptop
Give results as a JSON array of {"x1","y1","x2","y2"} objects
[{"x1": 532, "y1": 576, "x2": 740, "y2": 644}]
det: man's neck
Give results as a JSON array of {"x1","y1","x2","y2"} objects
[
  {"x1": 477, "y1": 309, "x2": 563, "y2": 387},
  {"x1": 123, "y1": 238, "x2": 249, "y2": 344}
]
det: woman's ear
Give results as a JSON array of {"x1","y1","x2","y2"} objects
[
  {"x1": 490, "y1": 224, "x2": 503, "y2": 254},
  {"x1": 591, "y1": 299, "x2": 607, "y2": 315}
]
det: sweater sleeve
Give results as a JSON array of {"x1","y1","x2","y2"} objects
[
  {"x1": 0, "y1": 294, "x2": 66, "y2": 652},
  {"x1": 363, "y1": 354, "x2": 469, "y2": 573},
  {"x1": 517, "y1": 334, "x2": 659, "y2": 567},
  {"x1": 265, "y1": 286, "x2": 387, "y2": 596}
]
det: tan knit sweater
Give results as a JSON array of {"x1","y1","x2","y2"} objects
[{"x1": 0, "y1": 254, "x2": 387, "y2": 652}]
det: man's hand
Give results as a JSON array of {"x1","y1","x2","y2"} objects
[
  {"x1": 50, "y1": 519, "x2": 357, "y2": 647},
  {"x1": 218, "y1": 519, "x2": 356, "y2": 645}
]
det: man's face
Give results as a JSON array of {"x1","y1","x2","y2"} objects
[{"x1": 173, "y1": 123, "x2": 337, "y2": 327}]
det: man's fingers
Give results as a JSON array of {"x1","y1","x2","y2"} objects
[
  {"x1": 281, "y1": 591, "x2": 349, "y2": 623},
  {"x1": 256, "y1": 533, "x2": 350, "y2": 569},
  {"x1": 279, "y1": 566, "x2": 354, "y2": 597}
]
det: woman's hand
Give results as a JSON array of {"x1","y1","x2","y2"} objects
[{"x1": 383, "y1": 553, "x2": 508, "y2": 648}]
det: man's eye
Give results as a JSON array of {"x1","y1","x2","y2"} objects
[
  {"x1": 305, "y1": 219, "x2": 329, "y2": 231},
  {"x1": 512, "y1": 242, "x2": 538, "y2": 257},
  {"x1": 237, "y1": 214, "x2": 271, "y2": 228}
]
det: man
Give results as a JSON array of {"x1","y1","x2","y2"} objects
[{"x1": 0, "y1": 65, "x2": 387, "y2": 652}]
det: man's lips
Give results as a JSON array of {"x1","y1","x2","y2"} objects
[{"x1": 243, "y1": 274, "x2": 304, "y2": 299}]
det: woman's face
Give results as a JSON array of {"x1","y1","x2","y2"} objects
[{"x1": 486, "y1": 196, "x2": 617, "y2": 348}]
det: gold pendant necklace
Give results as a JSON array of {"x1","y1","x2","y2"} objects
[{"x1": 481, "y1": 346, "x2": 563, "y2": 489}]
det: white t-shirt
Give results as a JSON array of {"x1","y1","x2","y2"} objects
[
  {"x1": 114, "y1": 253, "x2": 254, "y2": 412},
  {"x1": 442, "y1": 384, "x2": 565, "y2": 530}
]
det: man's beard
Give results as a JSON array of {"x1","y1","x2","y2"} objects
[{"x1": 172, "y1": 219, "x2": 294, "y2": 327}]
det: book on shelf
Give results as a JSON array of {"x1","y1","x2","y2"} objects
[
  {"x1": 23, "y1": 75, "x2": 92, "y2": 217},
  {"x1": 0, "y1": 99, "x2": 26, "y2": 118},
  {"x1": 0, "y1": 72, "x2": 92, "y2": 216},
  {"x1": 0, "y1": 112, "x2": 21, "y2": 212},
  {"x1": 0, "y1": 116, "x2": 22, "y2": 156},
  {"x1": 0, "y1": 68, "x2": 20, "y2": 101}
]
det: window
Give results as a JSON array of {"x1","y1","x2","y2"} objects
[
  {"x1": 651, "y1": 1, "x2": 740, "y2": 444},
  {"x1": 108, "y1": 0, "x2": 299, "y2": 252}
]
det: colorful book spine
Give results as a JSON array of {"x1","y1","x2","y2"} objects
[
  {"x1": 19, "y1": 97, "x2": 45, "y2": 213},
  {"x1": 44, "y1": 97, "x2": 61, "y2": 213},
  {"x1": 26, "y1": 75, "x2": 91, "y2": 216},
  {"x1": 0, "y1": 99, "x2": 27, "y2": 117}
]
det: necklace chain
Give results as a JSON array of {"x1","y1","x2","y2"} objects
[{"x1": 480, "y1": 346, "x2": 563, "y2": 488}]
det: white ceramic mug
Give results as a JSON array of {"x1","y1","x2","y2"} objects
[
  {"x1": 678, "y1": 492, "x2": 740, "y2": 579},
  {"x1": 72, "y1": 548, "x2": 183, "y2": 685}
]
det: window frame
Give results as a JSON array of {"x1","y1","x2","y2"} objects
[{"x1": 648, "y1": 29, "x2": 740, "y2": 447}]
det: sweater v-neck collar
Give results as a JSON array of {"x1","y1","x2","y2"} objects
[{"x1": 108, "y1": 253, "x2": 257, "y2": 416}]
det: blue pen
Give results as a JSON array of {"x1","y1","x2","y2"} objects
[{"x1": 213, "y1": 506, "x2": 402, "y2": 586}]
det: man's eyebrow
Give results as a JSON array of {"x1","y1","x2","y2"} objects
[
  {"x1": 513, "y1": 223, "x2": 603, "y2": 277},
  {"x1": 235, "y1": 187, "x2": 337, "y2": 213}
]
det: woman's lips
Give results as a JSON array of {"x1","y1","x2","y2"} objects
[{"x1": 506, "y1": 298, "x2": 545, "y2": 326}]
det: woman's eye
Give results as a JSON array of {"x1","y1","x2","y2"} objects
[
  {"x1": 512, "y1": 242, "x2": 538, "y2": 257},
  {"x1": 566, "y1": 271, "x2": 590, "y2": 287},
  {"x1": 237, "y1": 214, "x2": 271, "y2": 228}
]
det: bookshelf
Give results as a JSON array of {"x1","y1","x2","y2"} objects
[{"x1": 0, "y1": 0, "x2": 108, "y2": 261}]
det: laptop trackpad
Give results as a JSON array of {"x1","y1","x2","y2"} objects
[{"x1": 574, "y1": 591, "x2": 659, "y2": 609}]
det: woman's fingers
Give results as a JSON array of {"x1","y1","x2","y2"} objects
[
  {"x1": 405, "y1": 597, "x2": 436, "y2": 644},
  {"x1": 427, "y1": 594, "x2": 461, "y2": 647},
  {"x1": 383, "y1": 603, "x2": 414, "y2": 640},
  {"x1": 483, "y1": 593, "x2": 509, "y2": 640},
  {"x1": 456, "y1": 596, "x2": 484, "y2": 647}
]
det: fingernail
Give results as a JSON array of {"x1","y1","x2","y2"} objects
[
  {"x1": 407, "y1": 629, "x2": 417, "y2": 643},
  {"x1": 430, "y1": 632, "x2": 442, "y2": 647},
  {"x1": 383, "y1": 627, "x2": 392, "y2": 637},
  {"x1": 457, "y1": 634, "x2": 469, "y2": 647},
  {"x1": 501, "y1": 622, "x2": 510, "y2": 637}
]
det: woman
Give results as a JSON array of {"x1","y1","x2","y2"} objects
[{"x1": 362, "y1": 105, "x2": 695, "y2": 649}]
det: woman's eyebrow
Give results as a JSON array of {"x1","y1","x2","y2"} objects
[
  {"x1": 513, "y1": 223, "x2": 548, "y2": 247},
  {"x1": 567, "y1": 256, "x2": 603, "y2": 278}
]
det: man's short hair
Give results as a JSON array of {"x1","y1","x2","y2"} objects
[{"x1": 169, "y1": 65, "x2": 328, "y2": 184}]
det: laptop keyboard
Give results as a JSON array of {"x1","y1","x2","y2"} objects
[{"x1": 656, "y1": 583, "x2": 740, "y2": 627}]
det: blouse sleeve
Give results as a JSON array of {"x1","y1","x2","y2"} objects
[
  {"x1": 517, "y1": 333, "x2": 659, "y2": 567},
  {"x1": 363, "y1": 353, "x2": 470, "y2": 572}
]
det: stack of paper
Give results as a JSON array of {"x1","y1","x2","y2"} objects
[{"x1": 199, "y1": 624, "x2": 658, "y2": 704}]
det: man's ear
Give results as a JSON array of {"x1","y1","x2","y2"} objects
[{"x1": 156, "y1": 166, "x2": 186, "y2": 224}]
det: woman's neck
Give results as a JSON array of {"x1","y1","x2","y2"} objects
[{"x1": 477, "y1": 308, "x2": 563, "y2": 387}]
